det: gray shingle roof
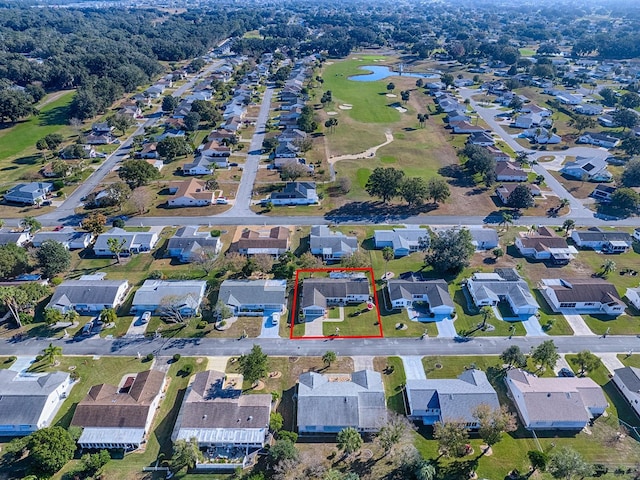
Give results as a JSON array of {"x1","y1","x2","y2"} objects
[
  {"x1": 467, "y1": 269, "x2": 538, "y2": 310},
  {"x1": 406, "y1": 370, "x2": 500, "y2": 423},
  {"x1": 0, "y1": 370, "x2": 69, "y2": 426},
  {"x1": 167, "y1": 227, "x2": 221, "y2": 257},
  {"x1": 300, "y1": 277, "x2": 370, "y2": 309},
  {"x1": 131, "y1": 280, "x2": 207, "y2": 310},
  {"x1": 310, "y1": 225, "x2": 358, "y2": 256},
  {"x1": 387, "y1": 277, "x2": 454, "y2": 308},
  {"x1": 297, "y1": 370, "x2": 386, "y2": 431},
  {"x1": 218, "y1": 279, "x2": 287, "y2": 309},
  {"x1": 614, "y1": 366, "x2": 640, "y2": 393},
  {"x1": 48, "y1": 279, "x2": 129, "y2": 309},
  {"x1": 572, "y1": 228, "x2": 632, "y2": 243}
]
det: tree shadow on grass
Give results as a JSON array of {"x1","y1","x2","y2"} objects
[{"x1": 325, "y1": 201, "x2": 437, "y2": 223}]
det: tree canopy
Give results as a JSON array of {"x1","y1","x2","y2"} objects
[
  {"x1": 27, "y1": 426, "x2": 76, "y2": 475},
  {"x1": 238, "y1": 344, "x2": 269, "y2": 385},
  {"x1": 118, "y1": 159, "x2": 161, "y2": 188},
  {"x1": 365, "y1": 167, "x2": 405, "y2": 203},
  {"x1": 426, "y1": 228, "x2": 476, "y2": 274},
  {"x1": 36, "y1": 240, "x2": 71, "y2": 278}
]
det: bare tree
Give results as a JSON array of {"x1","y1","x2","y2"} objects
[
  {"x1": 158, "y1": 295, "x2": 194, "y2": 323},
  {"x1": 281, "y1": 162, "x2": 308, "y2": 181},
  {"x1": 219, "y1": 252, "x2": 247, "y2": 273},
  {"x1": 193, "y1": 248, "x2": 218, "y2": 275},
  {"x1": 250, "y1": 254, "x2": 274, "y2": 274},
  {"x1": 128, "y1": 187, "x2": 151, "y2": 215}
]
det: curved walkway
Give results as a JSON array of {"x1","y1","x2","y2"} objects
[{"x1": 328, "y1": 131, "x2": 394, "y2": 164}]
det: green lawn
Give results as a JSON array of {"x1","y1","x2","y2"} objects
[
  {"x1": 320, "y1": 305, "x2": 381, "y2": 337},
  {"x1": 620, "y1": 354, "x2": 640, "y2": 369},
  {"x1": 518, "y1": 48, "x2": 537, "y2": 57},
  {"x1": 373, "y1": 356, "x2": 406, "y2": 414},
  {"x1": 0, "y1": 356, "x2": 16, "y2": 369},
  {"x1": 582, "y1": 313, "x2": 639, "y2": 335},
  {"x1": 322, "y1": 59, "x2": 401, "y2": 124},
  {"x1": 0, "y1": 91, "x2": 76, "y2": 182}
]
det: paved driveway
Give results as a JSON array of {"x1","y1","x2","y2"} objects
[
  {"x1": 402, "y1": 356, "x2": 427, "y2": 380},
  {"x1": 563, "y1": 314, "x2": 596, "y2": 336},
  {"x1": 436, "y1": 318, "x2": 458, "y2": 338},
  {"x1": 258, "y1": 313, "x2": 281, "y2": 339}
]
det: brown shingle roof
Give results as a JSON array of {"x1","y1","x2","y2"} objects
[
  {"x1": 547, "y1": 278, "x2": 624, "y2": 305},
  {"x1": 71, "y1": 370, "x2": 165, "y2": 429},
  {"x1": 172, "y1": 179, "x2": 215, "y2": 202},
  {"x1": 230, "y1": 227, "x2": 290, "y2": 252},
  {"x1": 518, "y1": 227, "x2": 569, "y2": 253}
]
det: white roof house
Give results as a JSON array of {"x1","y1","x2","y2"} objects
[
  {"x1": 309, "y1": 225, "x2": 359, "y2": 261},
  {"x1": 93, "y1": 228, "x2": 159, "y2": 256},
  {"x1": 0, "y1": 370, "x2": 73, "y2": 437},
  {"x1": 218, "y1": 279, "x2": 287, "y2": 316},
  {"x1": 131, "y1": 280, "x2": 207, "y2": 316},
  {"x1": 47, "y1": 277, "x2": 130, "y2": 315},
  {"x1": 373, "y1": 227, "x2": 430, "y2": 257},
  {"x1": 32, "y1": 228, "x2": 94, "y2": 250},
  {"x1": 466, "y1": 268, "x2": 538, "y2": 316}
]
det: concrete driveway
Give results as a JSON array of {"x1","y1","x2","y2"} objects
[{"x1": 402, "y1": 356, "x2": 427, "y2": 380}]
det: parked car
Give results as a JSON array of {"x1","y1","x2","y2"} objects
[
  {"x1": 216, "y1": 197, "x2": 229, "y2": 204},
  {"x1": 272, "y1": 313, "x2": 280, "y2": 325},
  {"x1": 141, "y1": 311, "x2": 151, "y2": 324},
  {"x1": 558, "y1": 368, "x2": 575, "y2": 377}
]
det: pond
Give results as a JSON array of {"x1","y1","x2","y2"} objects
[{"x1": 348, "y1": 65, "x2": 440, "y2": 82}]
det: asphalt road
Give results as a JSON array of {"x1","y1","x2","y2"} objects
[{"x1": 2, "y1": 334, "x2": 638, "y2": 358}]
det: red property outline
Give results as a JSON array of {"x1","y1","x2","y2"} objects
[{"x1": 289, "y1": 267, "x2": 383, "y2": 340}]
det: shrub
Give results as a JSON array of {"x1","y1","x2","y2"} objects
[
  {"x1": 50, "y1": 277, "x2": 63, "y2": 286},
  {"x1": 145, "y1": 353, "x2": 154, "y2": 362},
  {"x1": 56, "y1": 191, "x2": 64, "y2": 197},
  {"x1": 210, "y1": 229, "x2": 221, "y2": 237},
  {"x1": 70, "y1": 371, "x2": 80, "y2": 381},
  {"x1": 149, "y1": 270, "x2": 165, "y2": 279},
  {"x1": 52, "y1": 180, "x2": 65, "y2": 191},
  {"x1": 278, "y1": 431, "x2": 298, "y2": 443},
  {"x1": 172, "y1": 353, "x2": 181, "y2": 362},
  {"x1": 6, "y1": 356, "x2": 16, "y2": 363},
  {"x1": 112, "y1": 219, "x2": 125, "y2": 228},
  {"x1": 218, "y1": 320, "x2": 226, "y2": 327},
  {"x1": 180, "y1": 364, "x2": 194, "y2": 376},
  {"x1": 197, "y1": 320, "x2": 207, "y2": 329}
]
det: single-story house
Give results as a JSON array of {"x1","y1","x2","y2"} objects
[
  {"x1": 172, "y1": 370, "x2": 270, "y2": 457},
  {"x1": 506, "y1": 369, "x2": 608, "y2": 430},
  {"x1": 495, "y1": 183, "x2": 541, "y2": 205},
  {"x1": 513, "y1": 113, "x2": 551, "y2": 129},
  {"x1": 208, "y1": 128, "x2": 237, "y2": 143},
  {"x1": 575, "y1": 104, "x2": 604, "y2": 116},
  {"x1": 598, "y1": 114, "x2": 618, "y2": 128},
  {"x1": 405, "y1": 370, "x2": 500, "y2": 427},
  {"x1": 484, "y1": 145, "x2": 511, "y2": 162},
  {"x1": 0, "y1": 370, "x2": 73, "y2": 436},
  {"x1": 0, "y1": 228, "x2": 31, "y2": 247},
  {"x1": 468, "y1": 227, "x2": 500, "y2": 251},
  {"x1": 92, "y1": 122, "x2": 113, "y2": 134},
  {"x1": 612, "y1": 367, "x2": 640, "y2": 418},
  {"x1": 309, "y1": 225, "x2": 358, "y2": 262},
  {"x1": 515, "y1": 227, "x2": 577, "y2": 264},
  {"x1": 556, "y1": 92, "x2": 583, "y2": 105},
  {"x1": 625, "y1": 287, "x2": 640, "y2": 310},
  {"x1": 467, "y1": 132, "x2": 495, "y2": 147},
  {"x1": 167, "y1": 226, "x2": 222, "y2": 262},
  {"x1": 373, "y1": 227, "x2": 430, "y2": 257},
  {"x1": 218, "y1": 279, "x2": 287, "y2": 316},
  {"x1": 72, "y1": 370, "x2": 166, "y2": 451},
  {"x1": 229, "y1": 227, "x2": 290, "y2": 257},
  {"x1": 167, "y1": 179, "x2": 217, "y2": 207},
  {"x1": 466, "y1": 268, "x2": 539, "y2": 316},
  {"x1": 450, "y1": 121, "x2": 485, "y2": 134},
  {"x1": 297, "y1": 370, "x2": 387, "y2": 434},
  {"x1": 199, "y1": 141, "x2": 231, "y2": 157},
  {"x1": 522, "y1": 128, "x2": 561, "y2": 144},
  {"x1": 136, "y1": 143, "x2": 158, "y2": 159},
  {"x1": 182, "y1": 156, "x2": 215, "y2": 176},
  {"x1": 32, "y1": 228, "x2": 94, "y2": 250},
  {"x1": 495, "y1": 162, "x2": 528, "y2": 182},
  {"x1": 4, "y1": 182, "x2": 52, "y2": 205},
  {"x1": 94, "y1": 228, "x2": 159, "y2": 256},
  {"x1": 387, "y1": 275, "x2": 454, "y2": 316},
  {"x1": 269, "y1": 182, "x2": 318, "y2": 206},
  {"x1": 130, "y1": 280, "x2": 208, "y2": 317},
  {"x1": 85, "y1": 133, "x2": 115, "y2": 145},
  {"x1": 577, "y1": 132, "x2": 620, "y2": 149},
  {"x1": 47, "y1": 276, "x2": 129, "y2": 314},
  {"x1": 539, "y1": 278, "x2": 626, "y2": 316},
  {"x1": 571, "y1": 228, "x2": 632, "y2": 253},
  {"x1": 300, "y1": 277, "x2": 370, "y2": 318},
  {"x1": 591, "y1": 184, "x2": 616, "y2": 203}
]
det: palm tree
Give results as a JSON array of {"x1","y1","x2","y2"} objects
[
  {"x1": 559, "y1": 198, "x2": 570, "y2": 209},
  {"x1": 562, "y1": 219, "x2": 575, "y2": 235},
  {"x1": 322, "y1": 350, "x2": 337, "y2": 368},
  {"x1": 601, "y1": 259, "x2": 616, "y2": 277},
  {"x1": 42, "y1": 343, "x2": 62, "y2": 365},
  {"x1": 382, "y1": 247, "x2": 394, "y2": 277},
  {"x1": 500, "y1": 212, "x2": 513, "y2": 231},
  {"x1": 480, "y1": 306, "x2": 494, "y2": 330},
  {"x1": 336, "y1": 427, "x2": 363, "y2": 459}
]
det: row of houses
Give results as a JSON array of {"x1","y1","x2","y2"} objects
[{"x1": 5, "y1": 360, "x2": 638, "y2": 469}]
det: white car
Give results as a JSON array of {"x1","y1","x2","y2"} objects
[
  {"x1": 271, "y1": 313, "x2": 280, "y2": 325},
  {"x1": 141, "y1": 311, "x2": 152, "y2": 324},
  {"x1": 216, "y1": 197, "x2": 229, "y2": 204}
]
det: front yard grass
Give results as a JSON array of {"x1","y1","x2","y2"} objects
[
  {"x1": 582, "y1": 313, "x2": 639, "y2": 335},
  {"x1": 373, "y1": 356, "x2": 406, "y2": 414},
  {"x1": 0, "y1": 356, "x2": 16, "y2": 369},
  {"x1": 320, "y1": 305, "x2": 381, "y2": 337}
]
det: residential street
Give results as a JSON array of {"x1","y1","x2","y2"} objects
[{"x1": 2, "y1": 333, "x2": 638, "y2": 358}]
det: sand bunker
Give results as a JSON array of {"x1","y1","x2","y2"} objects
[
  {"x1": 327, "y1": 111, "x2": 338, "y2": 116},
  {"x1": 386, "y1": 93, "x2": 397, "y2": 98},
  {"x1": 395, "y1": 106, "x2": 407, "y2": 113},
  {"x1": 339, "y1": 105, "x2": 353, "y2": 110}
]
